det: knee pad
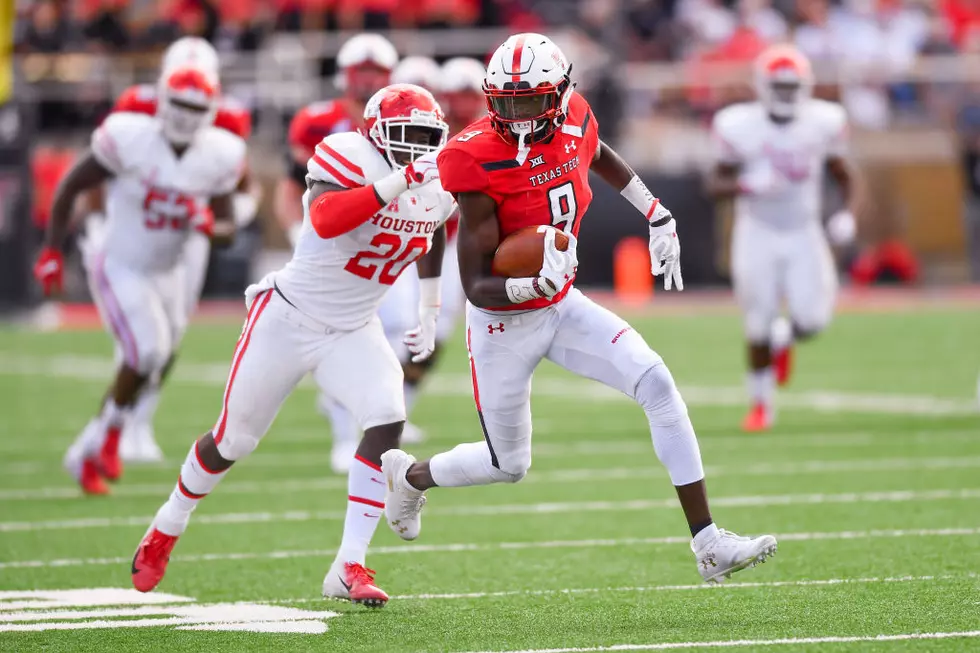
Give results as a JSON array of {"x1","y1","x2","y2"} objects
[
  {"x1": 213, "y1": 428, "x2": 261, "y2": 462},
  {"x1": 493, "y1": 447, "x2": 531, "y2": 483},
  {"x1": 634, "y1": 363, "x2": 689, "y2": 428},
  {"x1": 791, "y1": 312, "x2": 831, "y2": 339},
  {"x1": 134, "y1": 344, "x2": 170, "y2": 377}
]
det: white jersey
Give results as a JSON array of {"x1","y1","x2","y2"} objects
[
  {"x1": 711, "y1": 99, "x2": 848, "y2": 230},
  {"x1": 271, "y1": 131, "x2": 456, "y2": 331},
  {"x1": 91, "y1": 112, "x2": 246, "y2": 273}
]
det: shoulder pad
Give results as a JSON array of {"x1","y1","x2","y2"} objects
[
  {"x1": 91, "y1": 113, "x2": 155, "y2": 173},
  {"x1": 308, "y1": 131, "x2": 387, "y2": 188}
]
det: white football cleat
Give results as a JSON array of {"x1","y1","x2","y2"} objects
[
  {"x1": 400, "y1": 421, "x2": 425, "y2": 445},
  {"x1": 330, "y1": 439, "x2": 358, "y2": 475},
  {"x1": 322, "y1": 558, "x2": 389, "y2": 608},
  {"x1": 120, "y1": 423, "x2": 164, "y2": 463},
  {"x1": 692, "y1": 528, "x2": 777, "y2": 583},
  {"x1": 380, "y1": 449, "x2": 426, "y2": 541}
]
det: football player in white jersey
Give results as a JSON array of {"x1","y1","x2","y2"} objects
[
  {"x1": 708, "y1": 44, "x2": 863, "y2": 432},
  {"x1": 34, "y1": 65, "x2": 247, "y2": 495},
  {"x1": 79, "y1": 37, "x2": 261, "y2": 465},
  {"x1": 131, "y1": 84, "x2": 455, "y2": 608}
]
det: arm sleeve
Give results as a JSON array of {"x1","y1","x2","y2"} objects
[{"x1": 437, "y1": 148, "x2": 490, "y2": 194}]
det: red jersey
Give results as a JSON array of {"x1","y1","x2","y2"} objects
[
  {"x1": 288, "y1": 100, "x2": 359, "y2": 158},
  {"x1": 437, "y1": 92, "x2": 599, "y2": 310},
  {"x1": 112, "y1": 84, "x2": 253, "y2": 140}
]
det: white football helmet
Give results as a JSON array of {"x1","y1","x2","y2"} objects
[
  {"x1": 336, "y1": 34, "x2": 398, "y2": 101},
  {"x1": 484, "y1": 33, "x2": 574, "y2": 145},
  {"x1": 156, "y1": 66, "x2": 218, "y2": 145},
  {"x1": 161, "y1": 37, "x2": 219, "y2": 78},
  {"x1": 440, "y1": 57, "x2": 485, "y2": 93},
  {"x1": 364, "y1": 84, "x2": 448, "y2": 167},
  {"x1": 391, "y1": 56, "x2": 440, "y2": 91},
  {"x1": 754, "y1": 44, "x2": 813, "y2": 121}
]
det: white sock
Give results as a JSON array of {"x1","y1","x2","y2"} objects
[
  {"x1": 154, "y1": 440, "x2": 228, "y2": 536},
  {"x1": 770, "y1": 317, "x2": 793, "y2": 352},
  {"x1": 635, "y1": 365, "x2": 705, "y2": 486},
  {"x1": 747, "y1": 368, "x2": 775, "y2": 406},
  {"x1": 430, "y1": 441, "x2": 518, "y2": 486},
  {"x1": 693, "y1": 523, "x2": 720, "y2": 550},
  {"x1": 404, "y1": 382, "x2": 419, "y2": 416},
  {"x1": 319, "y1": 394, "x2": 359, "y2": 444},
  {"x1": 337, "y1": 455, "x2": 385, "y2": 564}
]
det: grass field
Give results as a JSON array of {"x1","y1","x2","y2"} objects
[{"x1": 1, "y1": 299, "x2": 979, "y2": 652}]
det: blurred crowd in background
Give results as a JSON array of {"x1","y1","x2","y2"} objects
[{"x1": 10, "y1": 0, "x2": 980, "y2": 305}]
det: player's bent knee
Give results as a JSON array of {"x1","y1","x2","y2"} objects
[
  {"x1": 743, "y1": 310, "x2": 773, "y2": 343},
  {"x1": 214, "y1": 431, "x2": 261, "y2": 462},
  {"x1": 791, "y1": 311, "x2": 831, "y2": 339},
  {"x1": 134, "y1": 344, "x2": 172, "y2": 377},
  {"x1": 634, "y1": 363, "x2": 689, "y2": 427},
  {"x1": 494, "y1": 448, "x2": 531, "y2": 482}
]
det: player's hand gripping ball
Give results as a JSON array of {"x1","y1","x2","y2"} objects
[{"x1": 492, "y1": 225, "x2": 570, "y2": 278}]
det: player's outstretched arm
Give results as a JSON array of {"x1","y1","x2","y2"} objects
[
  {"x1": 590, "y1": 140, "x2": 683, "y2": 290},
  {"x1": 825, "y1": 155, "x2": 864, "y2": 245},
  {"x1": 34, "y1": 151, "x2": 113, "y2": 296},
  {"x1": 405, "y1": 224, "x2": 446, "y2": 363},
  {"x1": 44, "y1": 152, "x2": 113, "y2": 252}
]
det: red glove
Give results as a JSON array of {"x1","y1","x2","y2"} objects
[
  {"x1": 192, "y1": 207, "x2": 215, "y2": 237},
  {"x1": 34, "y1": 247, "x2": 64, "y2": 297}
]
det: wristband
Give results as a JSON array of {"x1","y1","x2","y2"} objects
[
  {"x1": 373, "y1": 169, "x2": 410, "y2": 204},
  {"x1": 505, "y1": 277, "x2": 547, "y2": 304},
  {"x1": 418, "y1": 277, "x2": 442, "y2": 308},
  {"x1": 621, "y1": 175, "x2": 670, "y2": 222}
]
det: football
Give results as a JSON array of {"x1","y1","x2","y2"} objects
[{"x1": 492, "y1": 226, "x2": 570, "y2": 277}]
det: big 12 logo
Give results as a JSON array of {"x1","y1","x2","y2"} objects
[{"x1": 143, "y1": 188, "x2": 197, "y2": 230}]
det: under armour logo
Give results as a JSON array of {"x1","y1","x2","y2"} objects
[
  {"x1": 565, "y1": 142, "x2": 577, "y2": 154},
  {"x1": 701, "y1": 555, "x2": 717, "y2": 569},
  {"x1": 529, "y1": 154, "x2": 546, "y2": 168},
  {"x1": 488, "y1": 322, "x2": 505, "y2": 334}
]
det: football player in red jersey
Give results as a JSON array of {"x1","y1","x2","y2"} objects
[{"x1": 380, "y1": 34, "x2": 778, "y2": 584}]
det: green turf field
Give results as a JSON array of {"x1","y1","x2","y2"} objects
[{"x1": 1, "y1": 304, "x2": 979, "y2": 652}]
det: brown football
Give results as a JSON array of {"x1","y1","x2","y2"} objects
[{"x1": 491, "y1": 225, "x2": 570, "y2": 278}]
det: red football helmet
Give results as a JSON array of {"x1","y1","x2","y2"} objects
[
  {"x1": 364, "y1": 84, "x2": 448, "y2": 167},
  {"x1": 754, "y1": 45, "x2": 814, "y2": 120},
  {"x1": 156, "y1": 66, "x2": 218, "y2": 145},
  {"x1": 483, "y1": 33, "x2": 574, "y2": 145}
]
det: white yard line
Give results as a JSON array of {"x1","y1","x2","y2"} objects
[
  {"x1": 2, "y1": 454, "x2": 980, "y2": 502},
  {"x1": 1, "y1": 488, "x2": 978, "y2": 533},
  {"x1": 268, "y1": 572, "x2": 975, "y2": 603},
  {"x1": 450, "y1": 630, "x2": 980, "y2": 653},
  {"x1": 1, "y1": 526, "x2": 978, "y2": 571},
  {"x1": 2, "y1": 353, "x2": 976, "y2": 417}
]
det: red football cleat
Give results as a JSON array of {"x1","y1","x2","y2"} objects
[
  {"x1": 80, "y1": 458, "x2": 110, "y2": 496},
  {"x1": 773, "y1": 345, "x2": 793, "y2": 387},
  {"x1": 132, "y1": 527, "x2": 178, "y2": 593},
  {"x1": 99, "y1": 425, "x2": 123, "y2": 481},
  {"x1": 333, "y1": 563, "x2": 389, "y2": 608},
  {"x1": 742, "y1": 403, "x2": 774, "y2": 433}
]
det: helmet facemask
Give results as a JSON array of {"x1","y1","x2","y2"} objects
[
  {"x1": 157, "y1": 68, "x2": 217, "y2": 146},
  {"x1": 370, "y1": 108, "x2": 448, "y2": 168},
  {"x1": 485, "y1": 72, "x2": 572, "y2": 146}
]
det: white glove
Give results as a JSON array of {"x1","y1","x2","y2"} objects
[
  {"x1": 404, "y1": 277, "x2": 440, "y2": 363},
  {"x1": 404, "y1": 306, "x2": 439, "y2": 363},
  {"x1": 537, "y1": 226, "x2": 578, "y2": 298},
  {"x1": 403, "y1": 150, "x2": 442, "y2": 190},
  {"x1": 648, "y1": 216, "x2": 684, "y2": 291},
  {"x1": 826, "y1": 209, "x2": 856, "y2": 246},
  {"x1": 738, "y1": 163, "x2": 787, "y2": 196}
]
